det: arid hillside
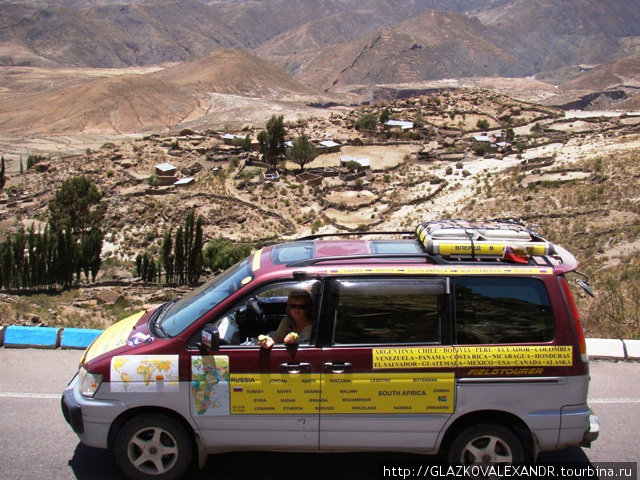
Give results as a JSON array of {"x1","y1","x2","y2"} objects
[
  {"x1": 0, "y1": 49, "x2": 321, "y2": 136},
  {"x1": 1, "y1": 0, "x2": 640, "y2": 145},
  {"x1": 1, "y1": 89, "x2": 639, "y2": 339}
]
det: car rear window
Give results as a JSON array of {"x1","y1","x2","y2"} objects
[{"x1": 454, "y1": 277, "x2": 554, "y2": 344}]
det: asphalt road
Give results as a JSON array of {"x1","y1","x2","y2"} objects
[{"x1": 0, "y1": 349, "x2": 637, "y2": 480}]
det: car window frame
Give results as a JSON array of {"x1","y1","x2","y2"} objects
[
  {"x1": 186, "y1": 279, "x2": 324, "y2": 350},
  {"x1": 452, "y1": 275, "x2": 556, "y2": 345},
  {"x1": 325, "y1": 276, "x2": 451, "y2": 347}
]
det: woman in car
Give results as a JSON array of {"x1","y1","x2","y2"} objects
[{"x1": 259, "y1": 288, "x2": 313, "y2": 349}]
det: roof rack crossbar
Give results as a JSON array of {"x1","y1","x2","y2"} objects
[
  {"x1": 286, "y1": 252, "x2": 553, "y2": 268},
  {"x1": 296, "y1": 231, "x2": 414, "y2": 241},
  {"x1": 286, "y1": 253, "x2": 447, "y2": 268}
]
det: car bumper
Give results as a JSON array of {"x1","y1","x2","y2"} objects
[
  {"x1": 61, "y1": 387, "x2": 84, "y2": 434},
  {"x1": 581, "y1": 414, "x2": 599, "y2": 447},
  {"x1": 60, "y1": 373, "x2": 127, "y2": 449}
]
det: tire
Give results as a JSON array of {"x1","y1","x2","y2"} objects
[
  {"x1": 447, "y1": 423, "x2": 524, "y2": 466},
  {"x1": 113, "y1": 414, "x2": 194, "y2": 480}
]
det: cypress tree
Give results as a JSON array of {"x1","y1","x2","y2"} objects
[
  {"x1": 90, "y1": 228, "x2": 103, "y2": 282},
  {"x1": 135, "y1": 253, "x2": 143, "y2": 279},
  {"x1": 142, "y1": 252, "x2": 150, "y2": 282},
  {"x1": 27, "y1": 225, "x2": 36, "y2": 288},
  {"x1": 174, "y1": 227, "x2": 184, "y2": 284},
  {"x1": 161, "y1": 229, "x2": 174, "y2": 283},
  {"x1": 189, "y1": 215, "x2": 204, "y2": 284},
  {"x1": 0, "y1": 238, "x2": 12, "y2": 289},
  {"x1": 0, "y1": 156, "x2": 5, "y2": 190},
  {"x1": 183, "y1": 211, "x2": 195, "y2": 282},
  {"x1": 148, "y1": 259, "x2": 156, "y2": 283},
  {"x1": 12, "y1": 230, "x2": 26, "y2": 289}
]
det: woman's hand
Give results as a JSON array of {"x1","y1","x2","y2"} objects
[
  {"x1": 258, "y1": 335, "x2": 275, "y2": 349},
  {"x1": 284, "y1": 332, "x2": 299, "y2": 344}
]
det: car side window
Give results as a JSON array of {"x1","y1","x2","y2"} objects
[
  {"x1": 332, "y1": 278, "x2": 447, "y2": 345},
  {"x1": 186, "y1": 280, "x2": 321, "y2": 348},
  {"x1": 454, "y1": 276, "x2": 554, "y2": 344}
]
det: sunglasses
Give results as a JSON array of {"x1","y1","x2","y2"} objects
[{"x1": 289, "y1": 303, "x2": 309, "y2": 310}]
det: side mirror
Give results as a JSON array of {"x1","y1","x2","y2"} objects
[{"x1": 198, "y1": 324, "x2": 221, "y2": 354}]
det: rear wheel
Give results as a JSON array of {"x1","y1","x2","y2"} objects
[
  {"x1": 113, "y1": 414, "x2": 193, "y2": 480},
  {"x1": 447, "y1": 423, "x2": 524, "y2": 466}
]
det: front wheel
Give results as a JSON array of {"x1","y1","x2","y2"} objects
[
  {"x1": 113, "y1": 414, "x2": 194, "y2": 480},
  {"x1": 447, "y1": 423, "x2": 524, "y2": 465}
]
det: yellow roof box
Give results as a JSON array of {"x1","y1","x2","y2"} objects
[{"x1": 416, "y1": 220, "x2": 556, "y2": 259}]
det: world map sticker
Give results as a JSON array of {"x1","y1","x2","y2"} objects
[
  {"x1": 110, "y1": 355, "x2": 179, "y2": 393},
  {"x1": 191, "y1": 355, "x2": 230, "y2": 416}
]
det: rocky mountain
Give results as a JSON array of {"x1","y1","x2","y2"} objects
[
  {"x1": 1, "y1": 0, "x2": 640, "y2": 138},
  {"x1": 476, "y1": 0, "x2": 640, "y2": 73},
  {"x1": 285, "y1": 10, "x2": 527, "y2": 91},
  {"x1": 3, "y1": 0, "x2": 639, "y2": 77},
  {"x1": 0, "y1": 0, "x2": 245, "y2": 67}
]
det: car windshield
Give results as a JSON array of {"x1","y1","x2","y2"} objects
[{"x1": 159, "y1": 259, "x2": 253, "y2": 336}]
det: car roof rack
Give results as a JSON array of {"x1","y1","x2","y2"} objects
[
  {"x1": 415, "y1": 219, "x2": 556, "y2": 262},
  {"x1": 283, "y1": 220, "x2": 574, "y2": 271}
]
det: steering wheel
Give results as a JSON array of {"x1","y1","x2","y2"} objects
[{"x1": 247, "y1": 297, "x2": 265, "y2": 322}]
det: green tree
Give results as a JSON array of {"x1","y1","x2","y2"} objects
[
  {"x1": 354, "y1": 113, "x2": 377, "y2": 132},
  {"x1": 174, "y1": 227, "x2": 185, "y2": 284},
  {"x1": 379, "y1": 108, "x2": 390, "y2": 125},
  {"x1": 48, "y1": 176, "x2": 106, "y2": 239},
  {"x1": 472, "y1": 141, "x2": 488, "y2": 157},
  {"x1": 287, "y1": 134, "x2": 318, "y2": 171},
  {"x1": 82, "y1": 227, "x2": 104, "y2": 282},
  {"x1": 0, "y1": 238, "x2": 12, "y2": 289},
  {"x1": 203, "y1": 238, "x2": 252, "y2": 272},
  {"x1": 183, "y1": 211, "x2": 195, "y2": 282},
  {"x1": 476, "y1": 118, "x2": 490, "y2": 131},
  {"x1": 188, "y1": 215, "x2": 204, "y2": 284},
  {"x1": 232, "y1": 135, "x2": 252, "y2": 151},
  {"x1": 53, "y1": 226, "x2": 75, "y2": 288},
  {"x1": 135, "y1": 253, "x2": 143, "y2": 279},
  {"x1": 257, "y1": 115, "x2": 286, "y2": 171},
  {"x1": 47, "y1": 176, "x2": 106, "y2": 286},
  {"x1": 11, "y1": 230, "x2": 26, "y2": 289},
  {"x1": 142, "y1": 252, "x2": 150, "y2": 282}
]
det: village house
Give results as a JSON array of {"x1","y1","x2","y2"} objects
[
  {"x1": 154, "y1": 162, "x2": 178, "y2": 186},
  {"x1": 315, "y1": 140, "x2": 342, "y2": 154},
  {"x1": 384, "y1": 120, "x2": 414, "y2": 132}
]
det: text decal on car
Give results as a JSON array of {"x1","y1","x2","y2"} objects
[{"x1": 372, "y1": 346, "x2": 573, "y2": 369}]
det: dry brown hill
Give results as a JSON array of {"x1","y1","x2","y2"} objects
[
  {"x1": 561, "y1": 57, "x2": 640, "y2": 91},
  {"x1": 293, "y1": 11, "x2": 526, "y2": 91},
  {"x1": 0, "y1": 49, "x2": 317, "y2": 135},
  {"x1": 155, "y1": 48, "x2": 313, "y2": 95}
]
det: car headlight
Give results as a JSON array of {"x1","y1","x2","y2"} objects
[{"x1": 79, "y1": 366, "x2": 103, "y2": 398}]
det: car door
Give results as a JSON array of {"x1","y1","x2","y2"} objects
[
  {"x1": 188, "y1": 280, "x2": 323, "y2": 451},
  {"x1": 319, "y1": 276, "x2": 456, "y2": 451}
]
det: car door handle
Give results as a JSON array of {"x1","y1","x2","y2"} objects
[
  {"x1": 280, "y1": 362, "x2": 311, "y2": 374},
  {"x1": 323, "y1": 362, "x2": 352, "y2": 373}
]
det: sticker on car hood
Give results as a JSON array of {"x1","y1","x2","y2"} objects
[{"x1": 84, "y1": 311, "x2": 145, "y2": 362}]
